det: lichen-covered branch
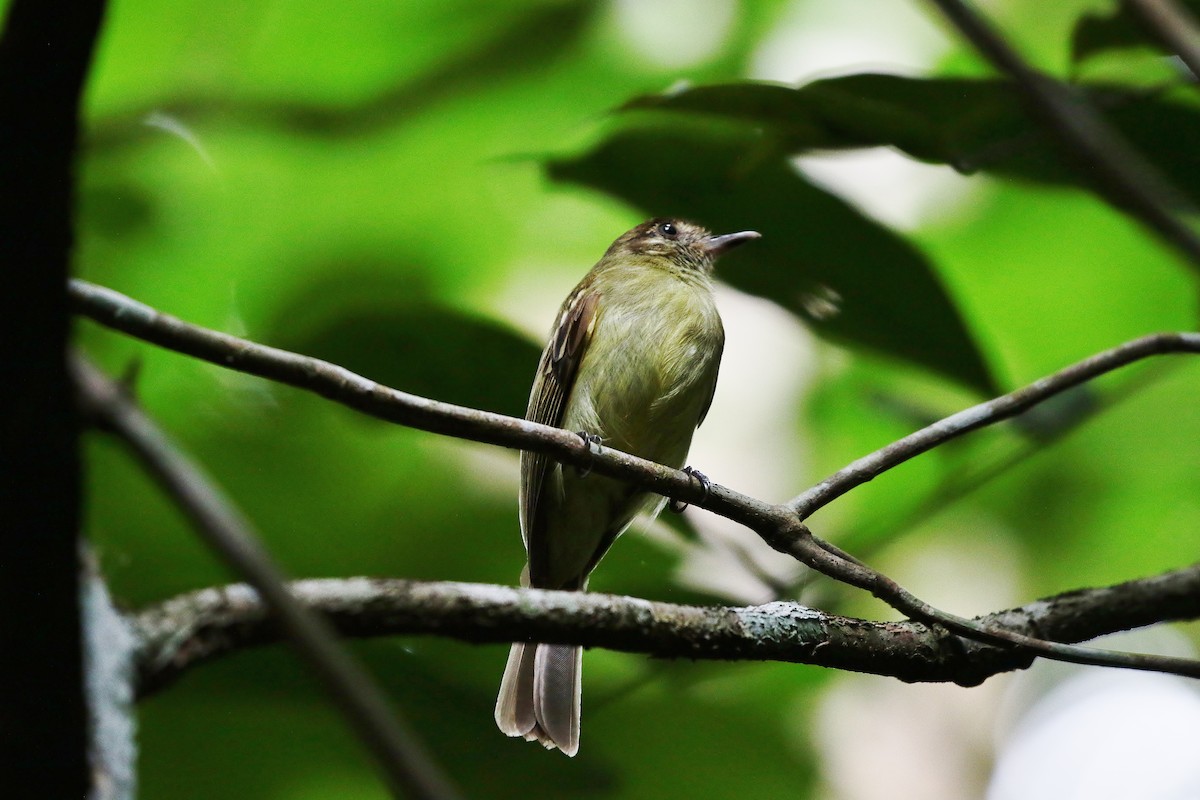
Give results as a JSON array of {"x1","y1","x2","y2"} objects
[{"x1": 132, "y1": 565, "x2": 1200, "y2": 696}]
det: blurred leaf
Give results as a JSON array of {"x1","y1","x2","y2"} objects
[
  {"x1": 78, "y1": 183, "x2": 157, "y2": 239},
  {"x1": 1072, "y1": 0, "x2": 1200, "y2": 63},
  {"x1": 548, "y1": 121, "x2": 997, "y2": 394},
  {"x1": 269, "y1": 271, "x2": 541, "y2": 418},
  {"x1": 87, "y1": 0, "x2": 601, "y2": 148},
  {"x1": 623, "y1": 78, "x2": 1033, "y2": 168},
  {"x1": 623, "y1": 76, "x2": 1200, "y2": 206},
  {"x1": 654, "y1": 504, "x2": 706, "y2": 544},
  {"x1": 140, "y1": 641, "x2": 818, "y2": 800}
]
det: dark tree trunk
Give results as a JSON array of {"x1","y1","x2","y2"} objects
[{"x1": 0, "y1": 1, "x2": 108, "y2": 795}]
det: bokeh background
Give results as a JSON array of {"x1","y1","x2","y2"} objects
[{"x1": 61, "y1": 0, "x2": 1200, "y2": 797}]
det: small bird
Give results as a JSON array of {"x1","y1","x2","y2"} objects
[{"x1": 494, "y1": 218, "x2": 760, "y2": 756}]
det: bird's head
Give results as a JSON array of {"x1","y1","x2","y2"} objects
[{"x1": 605, "y1": 218, "x2": 760, "y2": 274}]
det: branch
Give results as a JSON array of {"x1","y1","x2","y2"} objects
[
  {"x1": 1127, "y1": 0, "x2": 1200, "y2": 82},
  {"x1": 131, "y1": 566, "x2": 1200, "y2": 695},
  {"x1": 67, "y1": 278, "x2": 756, "y2": 523},
  {"x1": 788, "y1": 331, "x2": 1200, "y2": 517},
  {"x1": 72, "y1": 357, "x2": 460, "y2": 800},
  {"x1": 925, "y1": 0, "x2": 1200, "y2": 267},
  {"x1": 69, "y1": 279, "x2": 1200, "y2": 678}
]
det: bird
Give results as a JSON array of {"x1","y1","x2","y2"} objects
[{"x1": 494, "y1": 217, "x2": 760, "y2": 756}]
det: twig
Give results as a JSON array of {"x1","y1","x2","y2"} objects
[
  {"x1": 71, "y1": 356, "x2": 460, "y2": 800},
  {"x1": 1127, "y1": 0, "x2": 1200, "y2": 81},
  {"x1": 788, "y1": 332, "x2": 1200, "y2": 517},
  {"x1": 67, "y1": 278, "x2": 755, "y2": 522},
  {"x1": 925, "y1": 0, "x2": 1200, "y2": 266},
  {"x1": 130, "y1": 568, "x2": 1200, "y2": 693},
  {"x1": 781, "y1": 529, "x2": 1200, "y2": 677},
  {"x1": 69, "y1": 279, "x2": 1200, "y2": 678},
  {"x1": 825, "y1": 356, "x2": 1178, "y2": 568}
]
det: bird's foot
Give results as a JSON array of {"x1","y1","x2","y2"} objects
[
  {"x1": 669, "y1": 467, "x2": 710, "y2": 513},
  {"x1": 574, "y1": 431, "x2": 602, "y2": 477}
]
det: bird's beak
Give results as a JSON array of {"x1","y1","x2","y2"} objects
[{"x1": 703, "y1": 230, "x2": 761, "y2": 256}]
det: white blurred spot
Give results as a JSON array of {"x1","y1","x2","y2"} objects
[
  {"x1": 813, "y1": 676, "x2": 1006, "y2": 800},
  {"x1": 612, "y1": 0, "x2": 737, "y2": 69},
  {"x1": 750, "y1": 1, "x2": 978, "y2": 231},
  {"x1": 990, "y1": 669, "x2": 1200, "y2": 800},
  {"x1": 750, "y1": 0, "x2": 951, "y2": 82},
  {"x1": 882, "y1": 521, "x2": 1024, "y2": 617},
  {"x1": 795, "y1": 148, "x2": 981, "y2": 232}
]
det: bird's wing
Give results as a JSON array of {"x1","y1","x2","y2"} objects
[
  {"x1": 521, "y1": 284, "x2": 601, "y2": 585},
  {"x1": 696, "y1": 324, "x2": 725, "y2": 427}
]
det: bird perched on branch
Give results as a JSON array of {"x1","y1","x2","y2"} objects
[{"x1": 495, "y1": 217, "x2": 760, "y2": 756}]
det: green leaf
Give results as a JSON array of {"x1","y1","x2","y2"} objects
[
  {"x1": 623, "y1": 77, "x2": 1030, "y2": 168},
  {"x1": 624, "y1": 76, "x2": 1200, "y2": 205},
  {"x1": 86, "y1": 0, "x2": 602, "y2": 145},
  {"x1": 548, "y1": 121, "x2": 997, "y2": 394},
  {"x1": 1072, "y1": 0, "x2": 1200, "y2": 64}
]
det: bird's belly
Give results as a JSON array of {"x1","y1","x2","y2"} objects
[
  {"x1": 537, "y1": 468, "x2": 646, "y2": 589},
  {"x1": 540, "y1": 305, "x2": 721, "y2": 587},
  {"x1": 569, "y1": 302, "x2": 721, "y2": 465}
]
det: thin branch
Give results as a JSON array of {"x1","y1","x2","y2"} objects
[
  {"x1": 72, "y1": 357, "x2": 460, "y2": 800},
  {"x1": 788, "y1": 332, "x2": 1200, "y2": 517},
  {"x1": 778, "y1": 524, "x2": 1200, "y2": 677},
  {"x1": 69, "y1": 279, "x2": 1200, "y2": 678},
  {"x1": 830, "y1": 358, "x2": 1176, "y2": 565},
  {"x1": 1127, "y1": 0, "x2": 1200, "y2": 81},
  {"x1": 131, "y1": 567, "x2": 1200, "y2": 694},
  {"x1": 67, "y1": 278, "x2": 762, "y2": 524},
  {"x1": 924, "y1": 0, "x2": 1200, "y2": 266}
]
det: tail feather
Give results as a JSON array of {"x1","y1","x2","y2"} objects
[
  {"x1": 495, "y1": 642, "x2": 582, "y2": 757},
  {"x1": 533, "y1": 643, "x2": 582, "y2": 757},
  {"x1": 495, "y1": 642, "x2": 537, "y2": 737}
]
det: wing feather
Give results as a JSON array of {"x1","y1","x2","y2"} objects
[
  {"x1": 521, "y1": 285, "x2": 601, "y2": 585},
  {"x1": 696, "y1": 328, "x2": 724, "y2": 427}
]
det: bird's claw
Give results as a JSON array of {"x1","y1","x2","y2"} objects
[
  {"x1": 669, "y1": 467, "x2": 710, "y2": 513},
  {"x1": 575, "y1": 431, "x2": 602, "y2": 477}
]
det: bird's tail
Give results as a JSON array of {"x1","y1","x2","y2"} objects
[{"x1": 494, "y1": 641, "x2": 582, "y2": 757}]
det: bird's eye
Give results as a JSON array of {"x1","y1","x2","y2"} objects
[{"x1": 658, "y1": 222, "x2": 677, "y2": 239}]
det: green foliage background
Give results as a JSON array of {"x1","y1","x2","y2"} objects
[{"x1": 54, "y1": 0, "x2": 1200, "y2": 796}]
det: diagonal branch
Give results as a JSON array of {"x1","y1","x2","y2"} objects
[
  {"x1": 131, "y1": 565, "x2": 1200, "y2": 696},
  {"x1": 69, "y1": 278, "x2": 1200, "y2": 678},
  {"x1": 925, "y1": 0, "x2": 1200, "y2": 267},
  {"x1": 67, "y1": 278, "x2": 751, "y2": 522},
  {"x1": 788, "y1": 332, "x2": 1200, "y2": 517},
  {"x1": 73, "y1": 356, "x2": 460, "y2": 800},
  {"x1": 1127, "y1": 0, "x2": 1200, "y2": 80}
]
